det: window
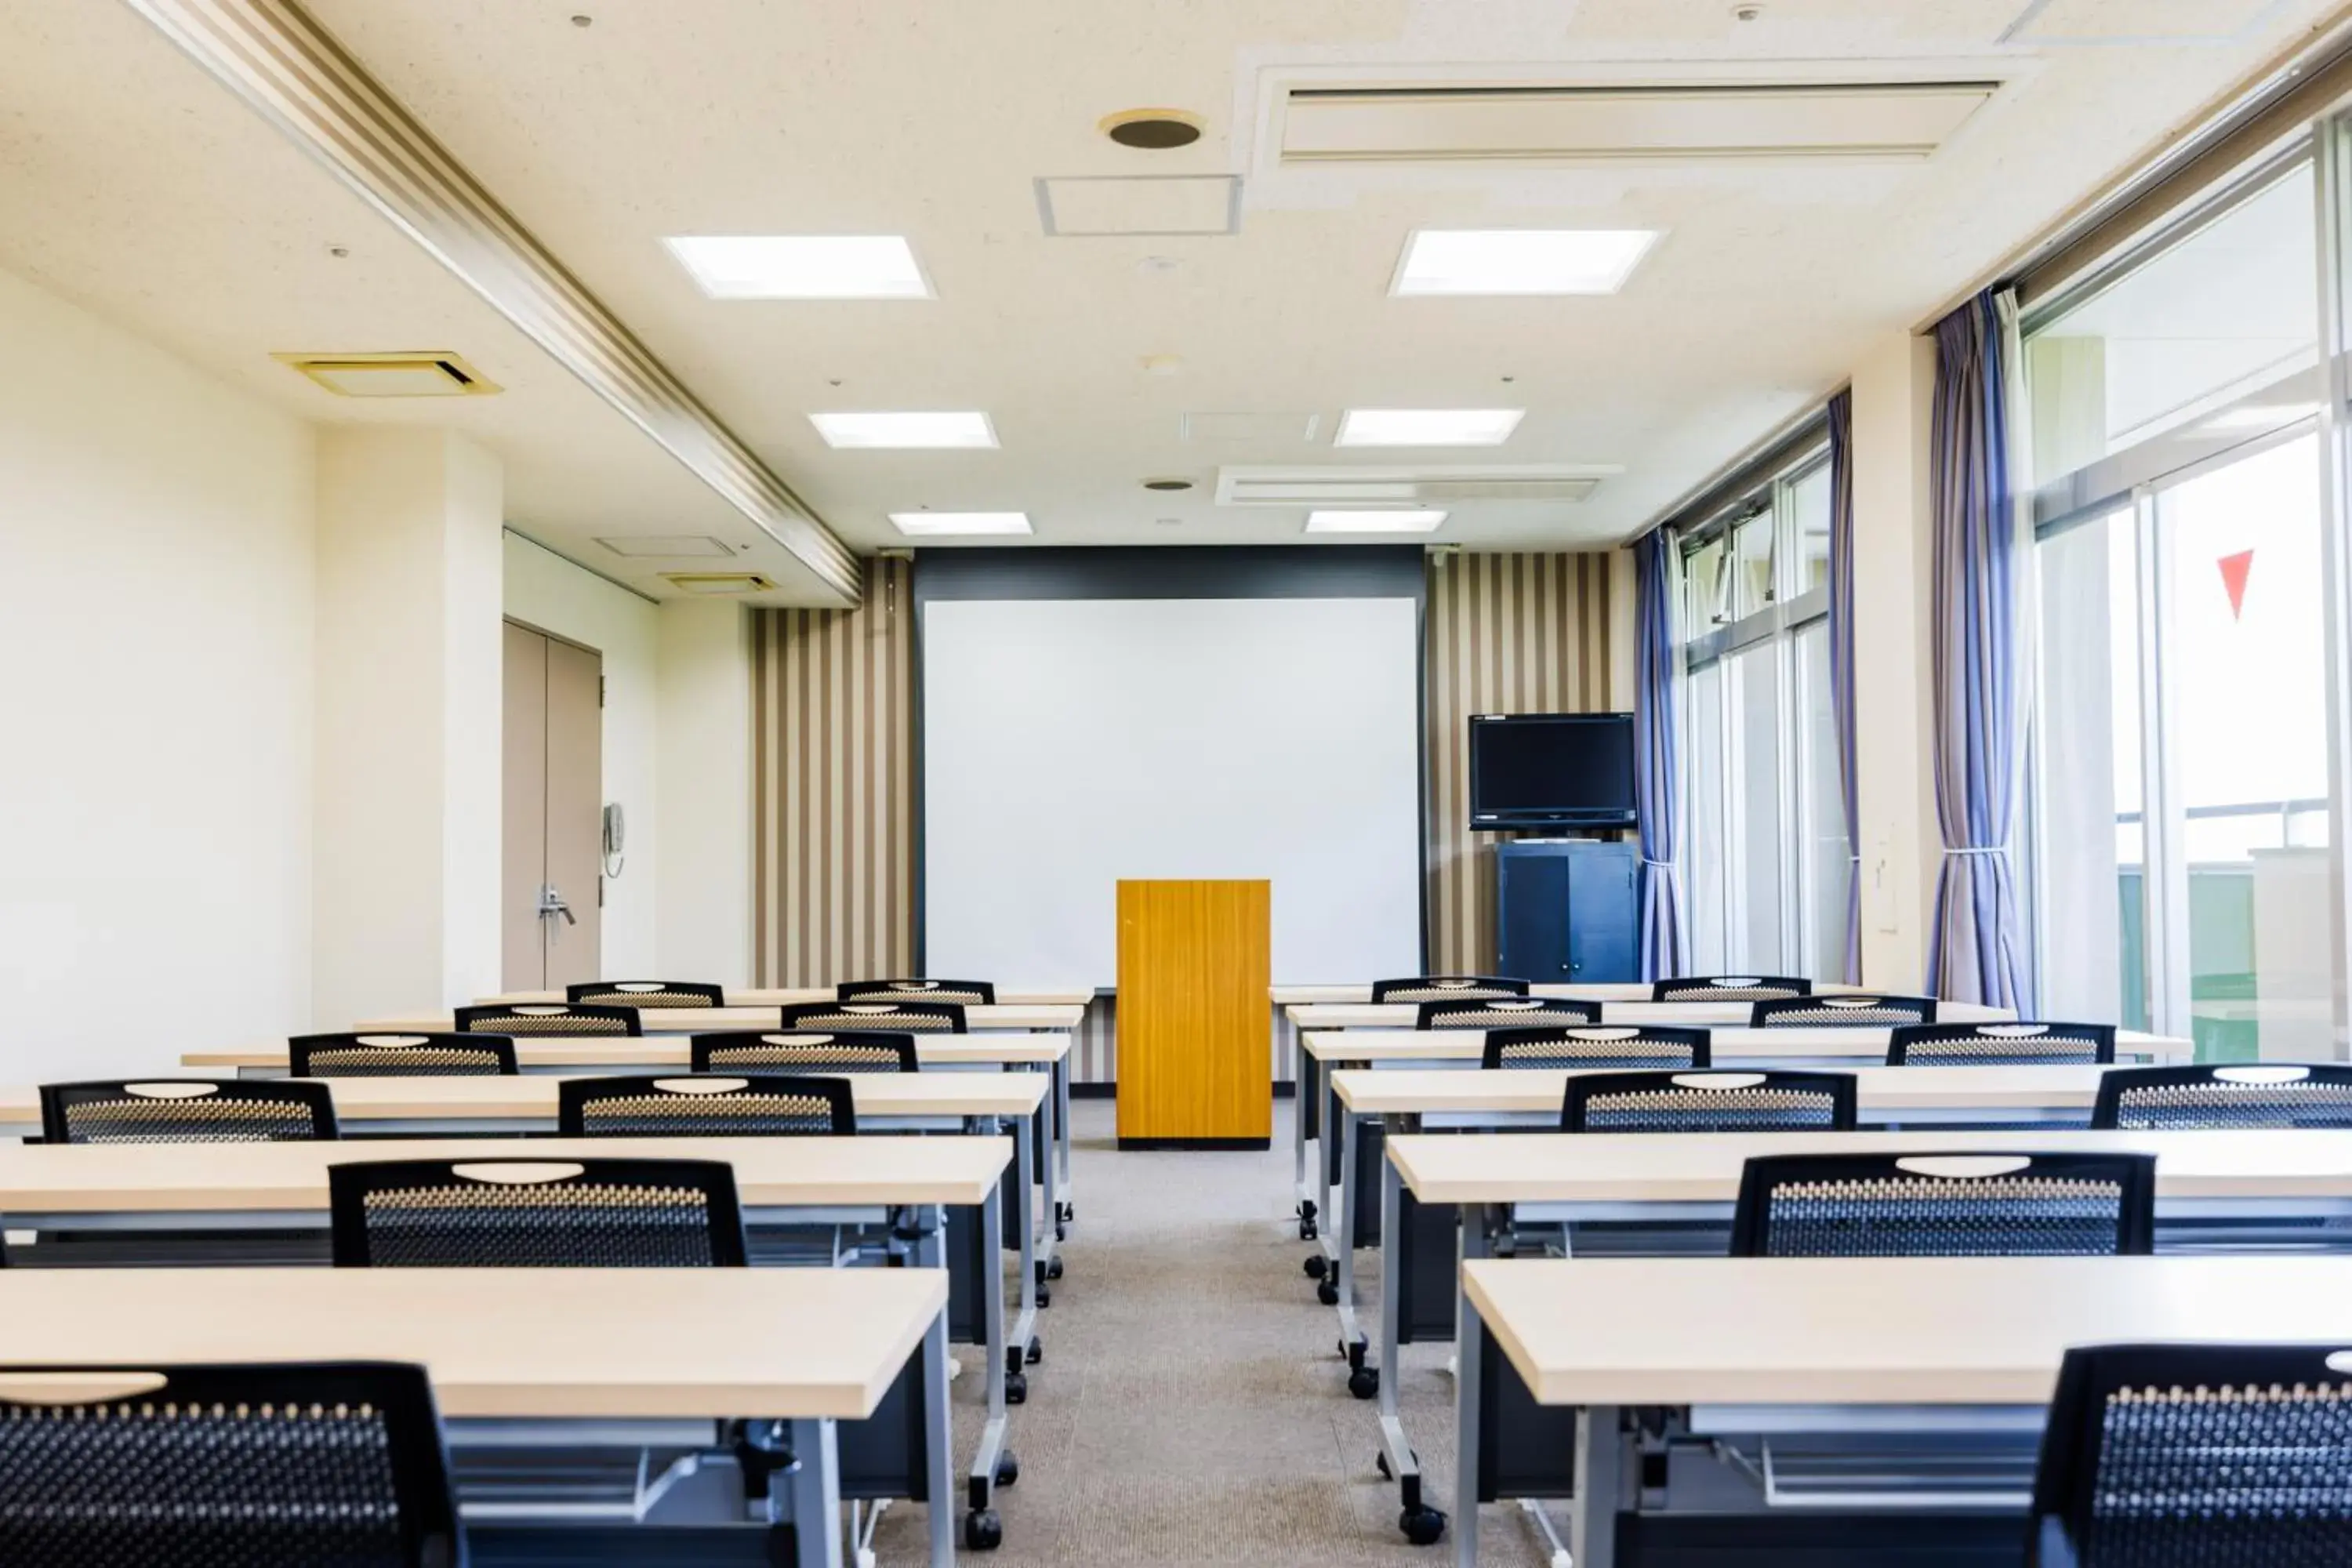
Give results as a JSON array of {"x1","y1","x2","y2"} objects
[
  {"x1": 2027, "y1": 144, "x2": 2337, "y2": 1060},
  {"x1": 1677, "y1": 448, "x2": 1848, "y2": 978}
]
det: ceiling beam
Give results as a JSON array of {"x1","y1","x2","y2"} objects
[{"x1": 122, "y1": 0, "x2": 862, "y2": 605}]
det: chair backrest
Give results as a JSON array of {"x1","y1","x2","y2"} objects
[
  {"x1": 0, "y1": 1360, "x2": 460, "y2": 1566},
  {"x1": 329, "y1": 1156, "x2": 746, "y2": 1268},
  {"x1": 1750, "y1": 993, "x2": 1938, "y2": 1029},
  {"x1": 1414, "y1": 996, "x2": 1602, "y2": 1030},
  {"x1": 1563, "y1": 1069, "x2": 1858, "y2": 1133},
  {"x1": 38, "y1": 1079, "x2": 339, "y2": 1145},
  {"x1": 451, "y1": 1003, "x2": 641, "y2": 1037},
  {"x1": 690, "y1": 1030, "x2": 920, "y2": 1074},
  {"x1": 1370, "y1": 975, "x2": 1530, "y2": 1004},
  {"x1": 556, "y1": 1073, "x2": 858, "y2": 1138},
  {"x1": 2028, "y1": 1342, "x2": 2352, "y2": 1566},
  {"x1": 1650, "y1": 975, "x2": 1813, "y2": 1004},
  {"x1": 1483, "y1": 1024, "x2": 1711, "y2": 1071},
  {"x1": 290, "y1": 1032, "x2": 518, "y2": 1078},
  {"x1": 2091, "y1": 1063, "x2": 2352, "y2": 1131},
  {"x1": 839, "y1": 978, "x2": 997, "y2": 1006},
  {"x1": 1887, "y1": 1022, "x2": 2116, "y2": 1067},
  {"x1": 565, "y1": 981, "x2": 726, "y2": 1009},
  {"x1": 1730, "y1": 1151, "x2": 2155, "y2": 1258},
  {"x1": 777, "y1": 1000, "x2": 967, "y2": 1033}
]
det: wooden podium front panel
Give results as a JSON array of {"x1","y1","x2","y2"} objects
[{"x1": 1116, "y1": 880, "x2": 1271, "y2": 1149}]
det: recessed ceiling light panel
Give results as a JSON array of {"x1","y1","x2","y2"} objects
[
  {"x1": 662, "y1": 572, "x2": 779, "y2": 595},
  {"x1": 1305, "y1": 509, "x2": 1448, "y2": 534},
  {"x1": 664, "y1": 235, "x2": 932, "y2": 299},
  {"x1": 596, "y1": 535, "x2": 738, "y2": 558},
  {"x1": 888, "y1": 511, "x2": 1033, "y2": 536},
  {"x1": 274, "y1": 350, "x2": 500, "y2": 397},
  {"x1": 1394, "y1": 229, "x2": 1660, "y2": 296},
  {"x1": 811, "y1": 412, "x2": 998, "y2": 449},
  {"x1": 1336, "y1": 408, "x2": 1523, "y2": 448}
]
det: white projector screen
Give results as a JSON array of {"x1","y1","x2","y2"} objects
[{"x1": 922, "y1": 596, "x2": 1421, "y2": 987}]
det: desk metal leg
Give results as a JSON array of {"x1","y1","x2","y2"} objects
[
  {"x1": 1029, "y1": 1066, "x2": 1064, "y2": 1290},
  {"x1": 1375, "y1": 1142, "x2": 1444, "y2": 1543},
  {"x1": 1333, "y1": 1109, "x2": 1367, "y2": 1361},
  {"x1": 786, "y1": 1417, "x2": 844, "y2": 1568},
  {"x1": 1011, "y1": 1109, "x2": 1045, "y2": 1359},
  {"x1": 1052, "y1": 1052, "x2": 1073, "y2": 1232},
  {"x1": 1454, "y1": 1203, "x2": 1490, "y2": 1566},
  {"x1": 909, "y1": 1221, "x2": 956, "y2": 1567},
  {"x1": 1307, "y1": 1060, "x2": 1346, "y2": 1284},
  {"x1": 1571, "y1": 1406, "x2": 1622, "y2": 1568},
  {"x1": 964, "y1": 1171, "x2": 1014, "y2": 1548},
  {"x1": 1293, "y1": 1047, "x2": 1316, "y2": 1239}
]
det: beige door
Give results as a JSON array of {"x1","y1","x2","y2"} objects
[{"x1": 501, "y1": 622, "x2": 603, "y2": 991}]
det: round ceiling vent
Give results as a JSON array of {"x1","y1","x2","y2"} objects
[
  {"x1": 1102, "y1": 109, "x2": 1203, "y2": 150},
  {"x1": 1142, "y1": 477, "x2": 1194, "y2": 492}
]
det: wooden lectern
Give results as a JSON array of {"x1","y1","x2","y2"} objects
[{"x1": 1115, "y1": 879, "x2": 1271, "y2": 1149}]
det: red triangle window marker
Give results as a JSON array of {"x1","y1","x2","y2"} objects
[{"x1": 2219, "y1": 550, "x2": 2255, "y2": 620}]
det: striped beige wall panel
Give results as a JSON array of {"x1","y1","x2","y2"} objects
[
  {"x1": 750, "y1": 557, "x2": 915, "y2": 987},
  {"x1": 1425, "y1": 552, "x2": 1617, "y2": 975}
]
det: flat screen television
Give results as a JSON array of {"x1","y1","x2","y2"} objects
[{"x1": 1468, "y1": 713, "x2": 1639, "y2": 830}]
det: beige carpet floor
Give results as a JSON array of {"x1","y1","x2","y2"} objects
[{"x1": 870, "y1": 1096, "x2": 1555, "y2": 1566}]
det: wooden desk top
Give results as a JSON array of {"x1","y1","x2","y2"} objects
[
  {"x1": 182, "y1": 1034, "x2": 1071, "y2": 1070},
  {"x1": 1290, "y1": 1001, "x2": 2016, "y2": 1029},
  {"x1": 0, "y1": 1134, "x2": 1013, "y2": 1214},
  {"x1": 1388, "y1": 1127, "x2": 2352, "y2": 1205},
  {"x1": 2, "y1": 1073, "x2": 1047, "y2": 1138},
  {"x1": 0, "y1": 1267, "x2": 943, "y2": 1420},
  {"x1": 1275, "y1": 983, "x2": 1915, "y2": 1007},
  {"x1": 1300, "y1": 1027, "x2": 2190, "y2": 1065},
  {"x1": 366, "y1": 1004, "x2": 1083, "y2": 1033},
  {"x1": 1332, "y1": 1063, "x2": 2132, "y2": 1116},
  {"x1": 1465, "y1": 1255, "x2": 2352, "y2": 1407},
  {"x1": 486, "y1": 986, "x2": 1096, "y2": 1008}
]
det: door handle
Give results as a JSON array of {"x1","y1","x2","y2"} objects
[{"x1": 537, "y1": 884, "x2": 578, "y2": 927}]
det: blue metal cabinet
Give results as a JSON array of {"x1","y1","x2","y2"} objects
[{"x1": 1494, "y1": 839, "x2": 1639, "y2": 985}]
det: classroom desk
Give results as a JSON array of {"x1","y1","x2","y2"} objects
[
  {"x1": 1380, "y1": 1128, "x2": 2352, "y2": 1555},
  {"x1": 0, "y1": 1265, "x2": 949, "y2": 1568},
  {"x1": 1287, "y1": 1000, "x2": 2016, "y2": 1030},
  {"x1": 0, "y1": 1134, "x2": 1014, "y2": 1554},
  {"x1": 485, "y1": 986, "x2": 1097, "y2": 1007},
  {"x1": 1455, "y1": 1254, "x2": 2352, "y2": 1567},
  {"x1": 1289, "y1": 1028, "x2": 2192, "y2": 1273}
]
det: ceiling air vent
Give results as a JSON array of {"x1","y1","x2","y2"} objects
[
  {"x1": 1216, "y1": 465, "x2": 1620, "y2": 506},
  {"x1": 662, "y1": 572, "x2": 779, "y2": 595},
  {"x1": 597, "y1": 535, "x2": 738, "y2": 558},
  {"x1": 274, "y1": 351, "x2": 500, "y2": 397},
  {"x1": 1278, "y1": 80, "x2": 2000, "y2": 164}
]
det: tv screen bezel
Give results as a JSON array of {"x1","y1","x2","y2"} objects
[{"x1": 1467, "y1": 711, "x2": 1639, "y2": 831}]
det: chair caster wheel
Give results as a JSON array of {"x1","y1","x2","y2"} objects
[
  {"x1": 1298, "y1": 1220, "x2": 1319, "y2": 1241},
  {"x1": 995, "y1": 1451, "x2": 1019, "y2": 1487},
  {"x1": 1317, "y1": 1279, "x2": 1340, "y2": 1306},
  {"x1": 1026, "y1": 1335, "x2": 1042, "y2": 1365},
  {"x1": 1045, "y1": 1256, "x2": 1064, "y2": 1280},
  {"x1": 1004, "y1": 1370, "x2": 1028, "y2": 1404},
  {"x1": 1036, "y1": 1286, "x2": 1052, "y2": 1308},
  {"x1": 1006, "y1": 1350, "x2": 1025, "y2": 1380},
  {"x1": 1304, "y1": 1255, "x2": 1328, "y2": 1279},
  {"x1": 1349, "y1": 1366, "x2": 1379, "y2": 1399},
  {"x1": 1054, "y1": 1222, "x2": 1067, "y2": 1242},
  {"x1": 1301, "y1": 1199, "x2": 1319, "y2": 1222},
  {"x1": 1399, "y1": 1505, "x2": 1447, "y2": 1546},
  {"x1": 964, "y1": 1509, "x2": 1003, "y2": 1551},
  {"x1": 1375, "y1": 1450, "x2": 1393, "y2": 1479}
]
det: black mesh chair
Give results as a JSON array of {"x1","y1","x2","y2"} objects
[
  {"x1": 1415, "y1": 996, "x2": 1602, "y2": 1030},
  {"x1": 1888, "y1": 1022, "x2": 2117, "y2": 1066},
  {"x1": 840, "y1": 978, "x2": 997, "y2": 1006},
  {"x1": 0, "y1": 1360, "x2": 460, "y2": 1566},
  {"x1": 1563, "y1": 1069, "x2": 1858, "y2": 1133},
  {"x1": 38, "y1": 1079, "x2": 339, "y2": 1144},
  {"x1": 566, "y1": 981, "x2": 727, "y2": 1009},
  {"x1": 451, "y1": 1003, "x2": 640, "y2": 1037},
  {"x1": 1751, "y1": 993, "x2": 1939, "y2": 1028},
  {"x1": 1730, "y1": 1150, "x2": 2155, "y2": 1258},
  {"x1": 691, "y1": 1030, "x2": 920, "y2": 1073},
  {"x1": 1483, "y1": 1024, "x2": 1710, "y2": 1071},
  {"x1": 1370, "y1": 975, "x2": 1530, "y2": 1004},
  {"x1": 1652, "y1": 975, "x2": 1813, "y2": 1003},
  {"x1": 290, "y1": 1032, "x2": 518, "y2": 1078},
  {"x1": 778, "y1": 1000, "x2": 966, "y2": 1034},
  {"x1": 2092, "y1": 1063, "x2": 2352, "y2": 1131},
  {"x1": 329, "y1": 1156, "x2": 746, "y2": 1268},
  {"x1": 557, "y1": 1074, "x2": 857, "y2": 1138},
  {"x1": 2027, "y1": 1342, "x2": 2352, "y2": 1566}
]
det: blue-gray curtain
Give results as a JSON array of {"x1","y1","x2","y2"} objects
[
  {"x1": 1828, "y1": 389, "x2": 1861, "y2": 984},
  {"x1": 1926, "y1": 289, "x2": 2036, "y2": 1009},
  {"x1": 1633, "y1": 528, "x2": 1686, "y2": 979}
]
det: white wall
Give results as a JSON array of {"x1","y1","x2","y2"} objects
[
  {"x1": 0, "y1": 263, "x2": 315, "y2": 1080},
  {"x1": 656, "y1": 599, "x2": 753, "y2": 983},
  {"x1": 503, "y1": 532, "x2": 659, "y2": 977},
  {"x1": 1848, "y1": 330, "x2": 1942, "y2": 991}
]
